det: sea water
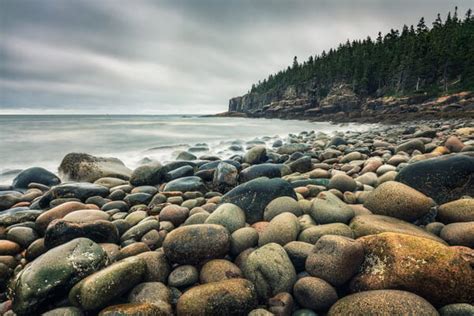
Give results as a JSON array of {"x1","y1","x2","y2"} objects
[{"x1": 0, "y1": 115, "x2": 373, "y2": 184}]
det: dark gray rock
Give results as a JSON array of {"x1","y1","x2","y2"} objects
[
  {"x1": 12, "y1": 167, "x2": 60, "y2": 190},
  {"x1": 222, "y1": 177, "x2": 297, "y2": 223}
]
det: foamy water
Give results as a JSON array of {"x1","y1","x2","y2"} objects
[{"x1": 0, "y1": 115, "x2": 374, "y2": 184}]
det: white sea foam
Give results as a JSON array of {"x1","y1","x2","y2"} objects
[{"x1": 0, "y1": 115, "x2": 375, "y2": 184}]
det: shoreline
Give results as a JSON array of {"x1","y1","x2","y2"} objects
[{"x1": 0, "y1": 117, "x2": 473, "y2": 314}]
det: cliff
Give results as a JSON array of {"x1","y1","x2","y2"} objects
[{"x1": 227, "y1": 84, "x2": 474, "y2": 122}]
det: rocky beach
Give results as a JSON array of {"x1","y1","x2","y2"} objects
[{"x1": 0, "y1": 117, "x2": 473, "y2": 315}]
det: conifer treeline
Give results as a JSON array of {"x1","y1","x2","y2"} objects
[{"x1": 250, "y1": 8, "x2": 474, "y2": 99}]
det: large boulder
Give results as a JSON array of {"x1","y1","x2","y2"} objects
[
  {"x1": 242, "y1": 243, "x2": 296, "y2": 300},
  {"x1": 58, "y1": 153, "x2": 132, "y2": 182},
  {"x1": 176, "y1": 279, "x2": 257, "y2": 315},
  {"x1": 11, "y1": 238, "x2": 107, "y2": 315},
  {"x1": 328, "y1": 290, "x2": 438, "y2": 316},
  {"x1": 222, "y1": 177, "x2": 297, "y2": 224},
  {"x1": 350, "y1": 214, "x2": 445, "y2": 243},
  {"x1": 363, "y1": 181, "x2": 433, "y2": 222},
  {"x1": 12, "y1": 167, "x2": 60, "y2": 189},
  {"x1": 395, "y1": 154, "x2": 474, "y2": 204},
  {"x1": 350, "y1": 232, "x2": 474, "y2": 307},
  {"x1": 163, "y1": 224, "x2": 230, "y2": 264}
]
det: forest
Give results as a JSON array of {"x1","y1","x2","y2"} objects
[{"x1": 250, "y1": 8, "x2": 474, "y2": 99}]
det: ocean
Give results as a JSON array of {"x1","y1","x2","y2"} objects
[{"x1": 0, "y1": 115, "x2": 373, "y2": 184}]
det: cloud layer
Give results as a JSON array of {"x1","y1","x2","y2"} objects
[{"x1": 0, "y1": 0, "x2": 471, "y2": 114}]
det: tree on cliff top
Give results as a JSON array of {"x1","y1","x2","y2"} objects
[{"x1": 249, "y1": 8, "x2": 474, "y2": 98}]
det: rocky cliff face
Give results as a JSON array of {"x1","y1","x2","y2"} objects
[{"x1": 228, "y1": 84, "x2": 474, "y2": 122}]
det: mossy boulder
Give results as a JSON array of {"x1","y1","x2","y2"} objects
[{"x1": 350, "y1": 232, "x2": 474, "y2": 307}]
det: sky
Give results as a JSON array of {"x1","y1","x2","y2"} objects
[{"x1": 0, "y1": 0, "x2": 471, "y2": 114}]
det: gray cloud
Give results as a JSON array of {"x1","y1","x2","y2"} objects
[{"x1": 0, "y1": 0, "x2": 471, "y2": 114}]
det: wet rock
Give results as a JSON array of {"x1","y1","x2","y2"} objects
[
  {"x1": 165, "y1": 165, "x2": 195, "y2": 182},
  {"x1": 11, "y1": 238, "x2": 107, "y2": 315},
  {"x1": 363, "y1": 181, "x2": 433, "y2": 222},
  {"x1": 163, "y1": 176, "x2": 206, "y2": 193},
  {"x1": 306, "y1": 235, "x2": 364, "y2": 286},
  {"x1": 293, "y1": 277, "x2": 338, "y2": 312},
  {"x1": 58, "y1": 153, "x2": 131, "y2": 182},
  {"x1": 288, "y1": 156, "x2": 312, "y2": 173},
  {"x1": 351, "y1": 232, "x2": 474, "y2": 307},
  {"x1": 213, "y1": 162, "x2": 238, "y2": 191},
  {"x1": 35, "y1": 202, "x2": 98, "y2": 233},
  {"x1": 239, "y1": 164, "x2": 283, "y2": 183},
  {"x1": 39, "y1": 183, "x2": 109, "y2": 208},
  {"x1": 69, "y1": 256, "x2": 146, "y2": 311},
  {"x1": 176, "y1": 279, "x2": 257, "y2": 316},
  {"x1": 243, "y1": 243, "x2": 296, "y2": 300},
  {"x1": 395, "y1": 154, "x2": 474, "y2": 204},
  {"x1": 121, "y1": 218, "x2": 160, "y2": 242},
  {"x1": 12, "y1": 167, "x2": 60, "y2": 190},
  {"x1": 327, "y1": 290, "x2": 438, "y2": 316},
  {"x1": 163, "y1": 224, "x2": 230, "y2": 264},
  {"x1": 128, "y1": 281, "x2": 171, "y2": 306},
  {"x1": 6, "y1": 227, "x2": 38, "y2": 249},
  {"x1": 63, "y1": 209, "x2": 110, "y2": 222},
  {"x1": 0, "y1": 207, "x2": 42, "y2": 226},
  {"x1": 222, "y1": 177, "x2": 297, "y2": 224}
]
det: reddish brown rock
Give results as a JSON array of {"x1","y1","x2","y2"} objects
[{"x1": 350, "y1": 232, "x2": 474, "y2": 306}]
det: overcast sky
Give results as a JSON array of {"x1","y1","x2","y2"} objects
[{"x1": 0, "y1": 0, "x2": 471, "y2": 114}]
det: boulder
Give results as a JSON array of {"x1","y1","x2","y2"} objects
[
  {"x1": 205, "y1": 203, "x2": 246, "y2": 233},
  {"x1": 69, "y1": 256, "x2": 146, "y2": 311},
  {"x1": 58, "y1": 153, "x2": 132, "y2": 182},
  {"x1": 11, "y1": 238, "x2": 107, "y2": 314},
  {"x1": 395, "y1": 154, "x2": 474, "y2": 204},
  {"x1": 163, "y1": 224, "x2": 230, "y2": 264},
  {"x1": 239, "y1": 164, "x2": 283, "y2": 183},
  {"x1": 163, "y1": 176, "x2": 206, "y2": 193},
  {"x1": 244, "y1": 146, "x2": 267, "y2": 164},
  {"x1": 350, "y1": 214, "x2": 445, "y2": 243},
  {"x1": 350, "y1": 232, "x2": 474, "y2": 306},
  {"x1": 306, "y1": 235, "x2": 364, "y2": 286},
  {"x1": 363, "y1": 181, "x2": 433, "y2": 222},
  {"x1": 130, "y1": 162, "x2": 164, "y2": 186},
  {"x1": 293, "y1": 277, "x2": 338, "y2": 312},
  {"x1": 437, "y1": 199, "x2": 474, "y2": 223},
  {"x1": 242, "y1": 243, "x2": 296, "y2": 300},
  {"x1": 259, "y1": 212, "x2": 299, "y2": 246},
  {"x1": 12, "y1": 167, "x2": 60, "y2": 189},
  {"x1": 222, "y1": 177, "x2": 297, "y2": 224},
  {"x1": 310, "y1": 191, "x2": 355, "y2": 224}
]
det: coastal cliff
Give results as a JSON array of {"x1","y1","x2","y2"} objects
[{"x1": 228, "y1": 84, "x2": 474, "y2": 122}]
